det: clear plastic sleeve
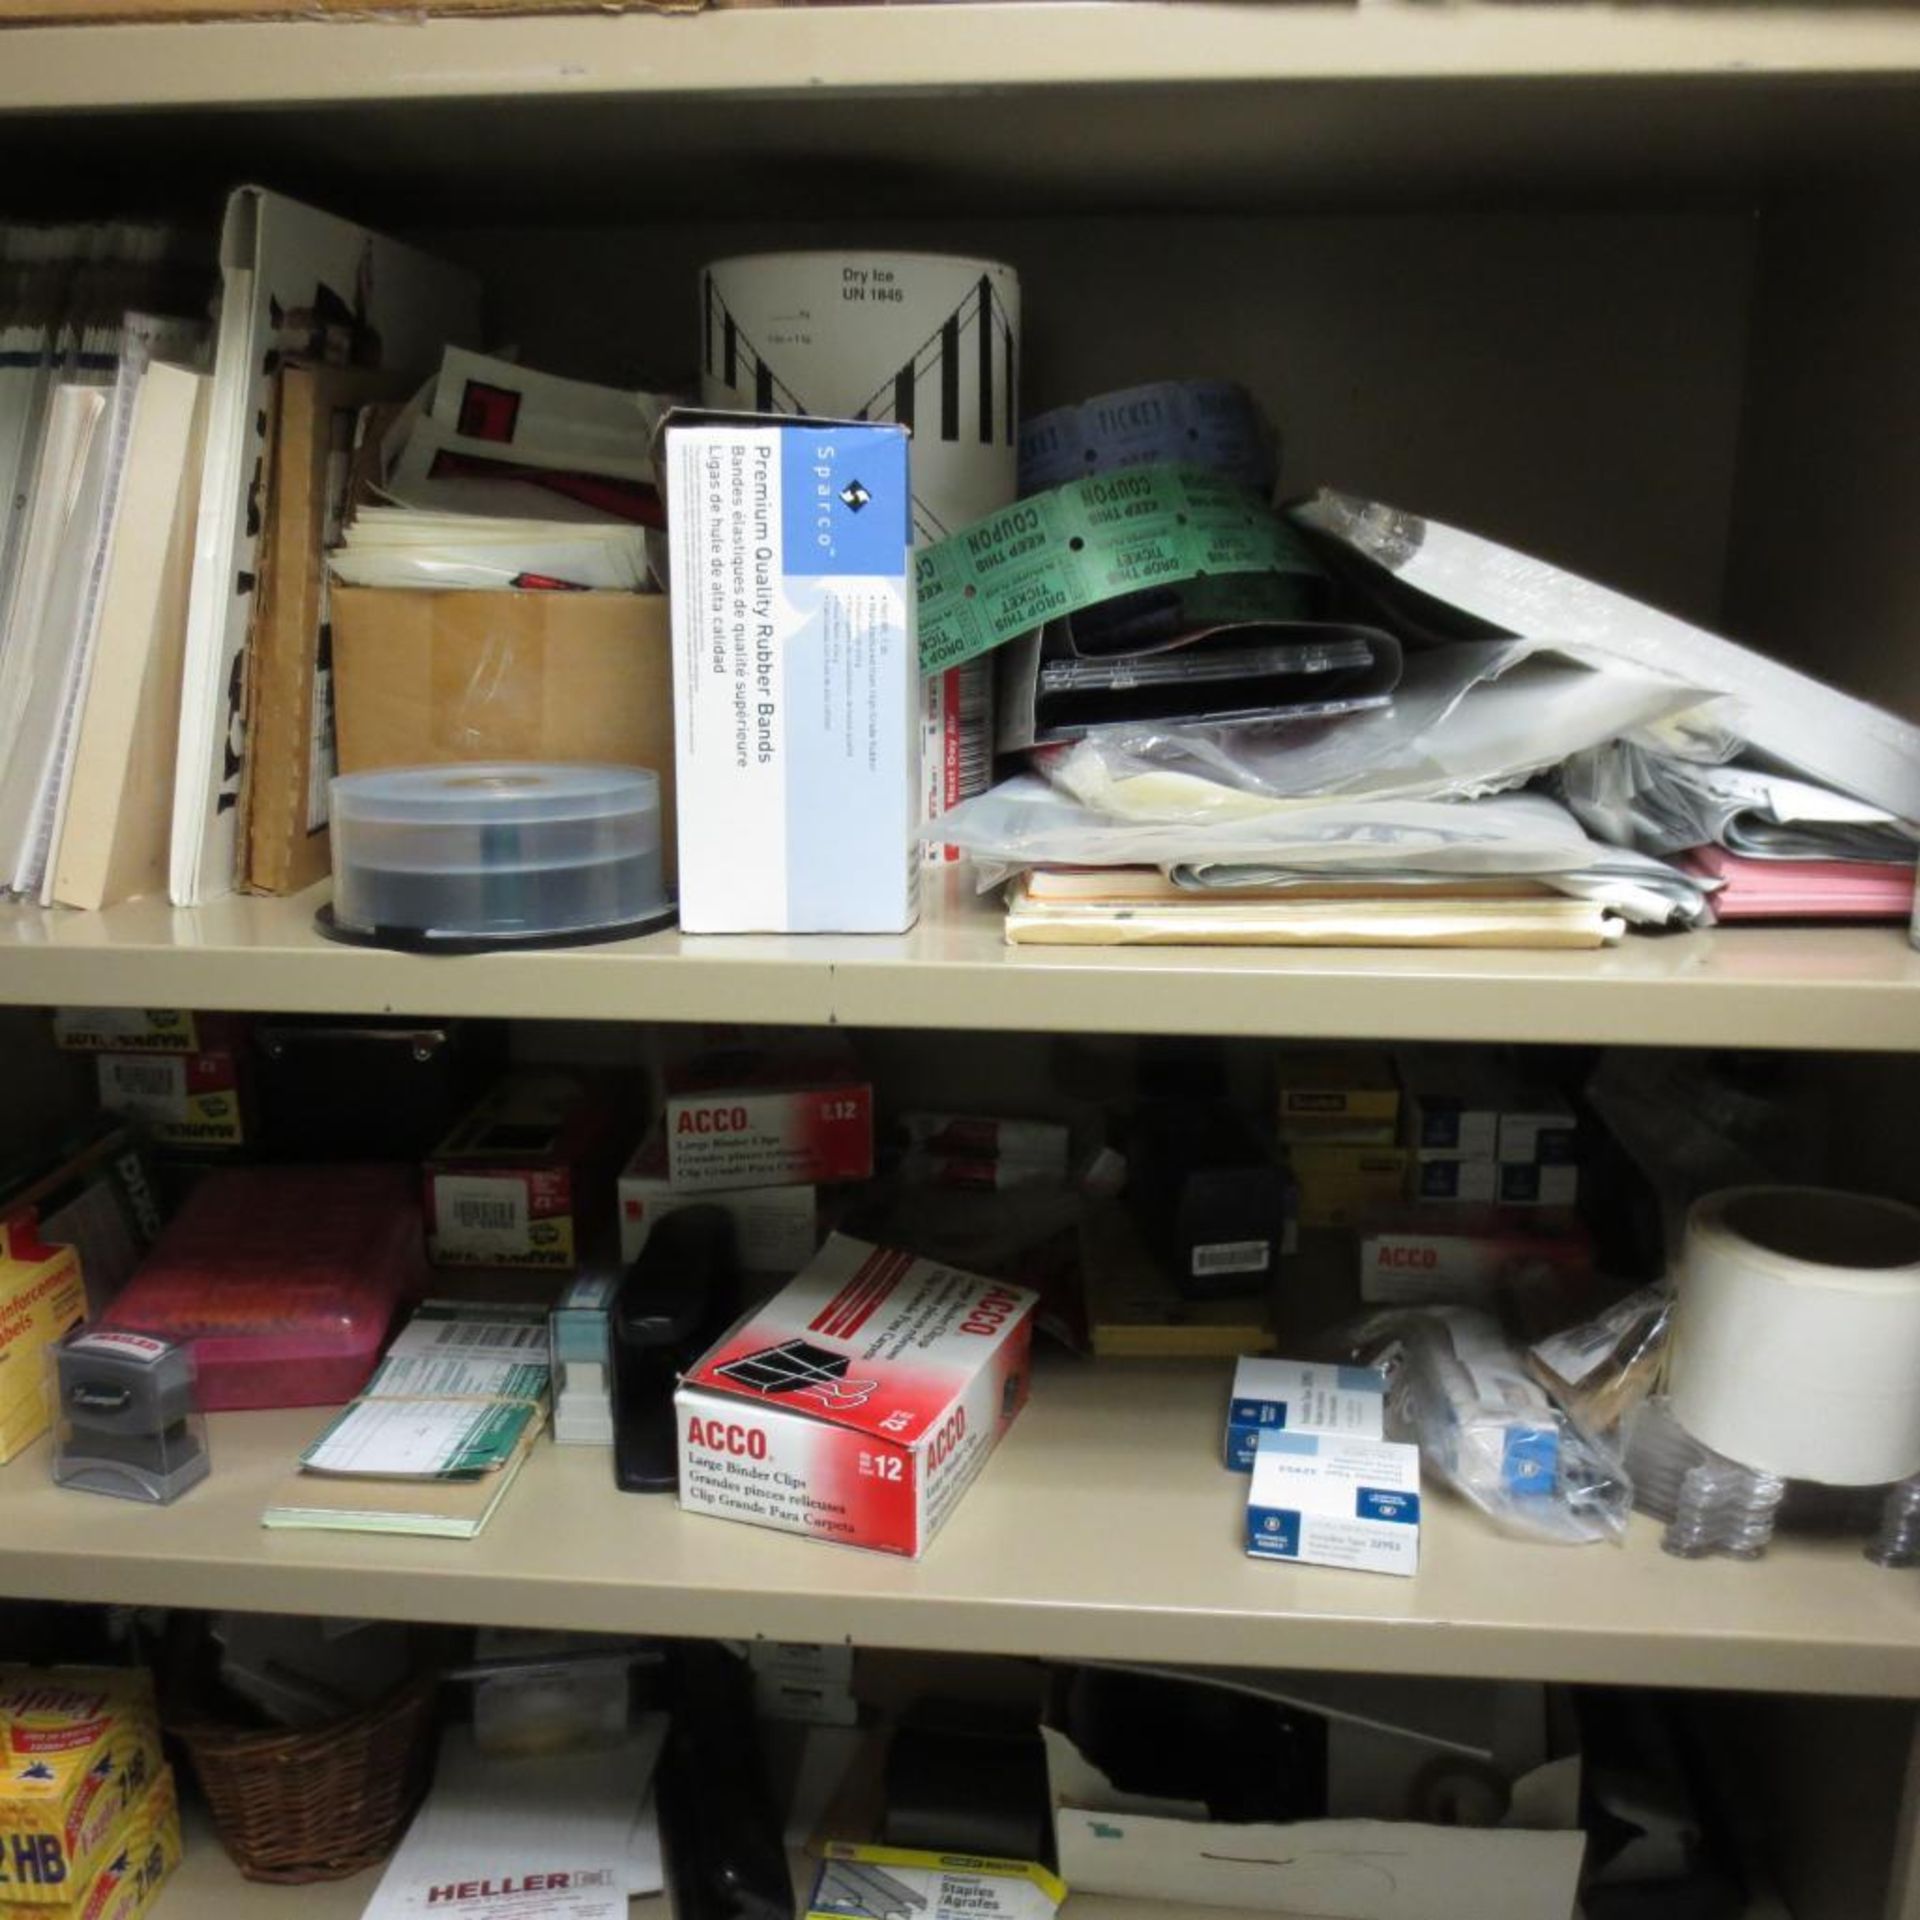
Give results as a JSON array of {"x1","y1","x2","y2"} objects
[
  {"x1": 1526, "y1": 1284, "x2": 1670, "y2": 1437},
  {"x1": 1037, "y1": 640, "x2": 1714, "y2": 821},
  {"x1": 932, "y1": 777, "x2": 1628, "y2": 883},
  {"x1": 1348, "y1": 1306, "x2": 1633, "y2": 1546}
]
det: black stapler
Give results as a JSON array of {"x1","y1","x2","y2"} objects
[{"x1": 611, "y1": 1205, "x2": 741, "y2": 1493}]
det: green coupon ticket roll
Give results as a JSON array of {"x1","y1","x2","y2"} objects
[{"x1": 915, "y1": 461, "x2": 1324, "y2": 675}]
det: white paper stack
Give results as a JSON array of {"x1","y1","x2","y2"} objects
[
  {"x1": 331, "y1": 506, "x2": 651, "y2": 593},
  {"x1": 0, "y1": 294, "x2": 210, "y2": 905},
  {"x1": 362, "y1": 1720, "x2": 667, "y2": 1920}
]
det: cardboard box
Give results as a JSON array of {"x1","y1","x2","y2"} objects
[
  {"x1": 1409, "y1": 1157, "x2": 1498, "y2": 1206},
  {"x1": 1497, "y1": 1163, "x2": 1581, "y2": 1209},
  {"x1": 95, "y1": 1050, "x2": 248, "y2": 1151},
  {"x1": 1359, "y1": 1211, "x2": 1594, "y2": 1307},
  {"x1": 664, "y1": 1082, "x2": 872, "y2": 1195},
  {"x1": 425, "y1": 1073, "x2": 622, "y2": 1268},
  {"x1": 1399, "y1": 1055, "x2": 1505, "y2": 1159},
  {"x1": 332, "y1": 585, "x2": 677, "y2": 879},
  {"x1": 675, "y1": 1234, "x2": 1035, "y2": 1557},
  {"x1": 0, "y1": 1219, "x2": 86, "y2": 1465},
  {"x1": 1247, "y1": 1430, "x2": 1422, "y2": 1576},
  {"x1": 660, "y1": 412, "x2": 919, "y2": 933},
  {"x1": 1496, "y1": 1095, "x2": 1579, "y2": 1168},
  {"x1": 0, "y1": 1766, "x2": 179, "y2": 1920},
  {"x1": 0, "y1": 1669, "x2": 163, "y2": 1906},
  {"x1": 1274, "y1": 1049, "x2": 1399, "y2": 1144},
  {"x1": 1044, "y1": 1701, "x2": 1585, "y2": 1920},
  {"x1": 807, "y1": 1846, "x2": 1062, "y2": 1920},
  {"x1": 52, "y1": 1010, "x2": 223, "y2": 1055},
  {"x1": 619, "y1": 1127, "x2": 817, "y2": 1271},
  {"x1": 1225, "y1": 1357, "x2": 1385, "y2": 1471},
  {"x1": 1286, "y1": 1144, "x2": 1408, "y2": 1228}
]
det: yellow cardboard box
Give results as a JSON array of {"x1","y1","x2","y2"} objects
[
  {"x1": 1275, "y1": 1049, "x2": 1401, "y2": 1145},
  {"x1": 0, "y1": 1671, "x2": 162, "y2": 1906},
  {"x1": 0, "y1": 1220, "x2": 87, "y2": 1464},
  {"x1": 0, "y1": 1765, "x2": 179, "y2": 1920},
  {"x1": 1288, "y1": 1144, "x2": 1411, "y2": 1229}
]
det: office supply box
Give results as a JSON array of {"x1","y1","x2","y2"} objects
[
  {"x1": 1225, "y1": 1356, "x2": 1385, "y2": 1471},
  {"x1": 0, "y1": 1667, "x2": 163, "y2": 1905},
  {"x1": 660, "y1": 412, "x2": 919, "y2": 933},
  {"x1": 0, "y1": 1218, "x2": 88, "y2": 1464},
  {"x1": 426, "y1": 1073, "x2": 623, "y2": 1268},
  {"x1": 675, "y1": 1235, "x2": 1035, "y2": 1556}
]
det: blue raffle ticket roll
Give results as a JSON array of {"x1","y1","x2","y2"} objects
[{"x1": 1017, "y1": 378, "x2": 1279, "y2": 497}]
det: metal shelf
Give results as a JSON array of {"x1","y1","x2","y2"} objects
[
  {"x1": 5, "y1": 1360, "x2": 1914, "y2": 1698},
  {"x1": 0, "y1": 878, "x2": 1916, "y2": 1048},
  {"x1": 8, "y1": 3, "x2": 1920, "y2": 113},
  {"x1": 6, "y1": 5, "x2": 1920, "y2": 221}
]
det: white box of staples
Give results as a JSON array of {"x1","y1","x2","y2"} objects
[
  {"x1": 661, "y1": 411, "x2": 920, "y2": 934},
  {"x1": 1496, "y1": 1094, "x2": 1579, "y2": 1167},
  {"x1": 1225, "y1": 1356, "x2": 1385, "y2": 1471},
  {"x1": 1246, "y1": 1431, "x2": 1421, "y2": 1576},
  {"x1": 1497, "y1": 1162, "x2": 1581, "y2": 1208},
  {"x1": 1409, "y1": 1156, "x2": 1499, "y2": 1205}
]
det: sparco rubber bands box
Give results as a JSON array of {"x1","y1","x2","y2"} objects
[
  {"x1": 659, "y1": 410, "x2": 919, "y2": 934},
  {"x1": 675, "y1": 1234, "x2": 1036, "y2": 1557}
]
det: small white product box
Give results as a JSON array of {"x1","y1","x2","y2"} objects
[
  {"x1": 1496, "y1": 1096, "x2": 1579, "y2": 1167},
  {"x1": 1409, "y1": 1157, "x2": 1500, "y2": 1206},
  {"x1": 1225, "y1": 1356, "x2": 1385, "y2": 1472},
  {"x1": 661, "y1": 411, "x2": 920, "y2": 934},
  {"x1": 1400, "y1": 1055, "x2": 1504, "y2": 1160},
  {"x1": 619, "y1": 1127, "x2": 818, "y2": 1270},
  {"x1": 1246, "y1": 1430, "x2": 1422, "y2": 1576},
  {"x1": 1497, "y1": 1162, "x2": 1581, "y2": 1208},
  {"x1": 675, "y1": 1233, "x2": 1036, "y2": 1557}
]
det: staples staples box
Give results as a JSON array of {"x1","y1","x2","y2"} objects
[
  {"x1": 676, "y1": 1235, "x2": 1036, "y2": 1556},
  {"x1": 660, "y1": 411, "x2": 919, "y2": 934}
]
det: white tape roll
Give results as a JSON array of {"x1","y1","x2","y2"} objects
[
  {"x1": 698, "y1": 251, "x2": 1020, "y2": 545},
  {"x1": 1670, "y1": 1186, "x2": 1920, "y2": 1484}
]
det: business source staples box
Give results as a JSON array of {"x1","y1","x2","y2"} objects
[
  {"x1": 675, "y1": 1235, "x2": 1035, "y2": 1557},
  {"x1": 660, "y1": 412, "x2": 919, "y2": 934}
]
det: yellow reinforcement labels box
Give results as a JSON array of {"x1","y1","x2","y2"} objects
[{"x1": 0, "y1": 1220, "x2": 87, "y2": 1465}]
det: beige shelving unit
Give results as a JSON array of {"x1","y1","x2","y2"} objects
[
  {"x1": 1, "y1": 874, "x2": 1916, "y2": 1046},
  {"x1": 6, "y1": 6, "x2": 1920, "y2": 1916},
  {"x1": 4, "y1": 1364, "x2": 1918, "y2": 1696}
]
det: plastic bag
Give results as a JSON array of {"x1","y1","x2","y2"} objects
[
  {"x1": 931, "y1": 778, "x2": 1638, "y2": 881},
  {"x1": 1527, "y1": 1284, "x2": 1670, "y2": 1436},
  {"x1": 1561, "y1": 739, "x2": 1918, "y2": 861},
  {"x1": 1038, "y1": 641, "x2": 1716, "y2": 822},
  {"x1": 1349, "y1": 1306, "x2": 1633, "y2": 1545}
]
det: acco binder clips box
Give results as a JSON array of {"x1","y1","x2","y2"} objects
[{"x1": 675, "y1": 1233, "x2": 1035, "y2": 1556}]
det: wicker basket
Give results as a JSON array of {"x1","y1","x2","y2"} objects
[{"x1": 171, "y1": 1675, "x2": 439, "y2": 1884}]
